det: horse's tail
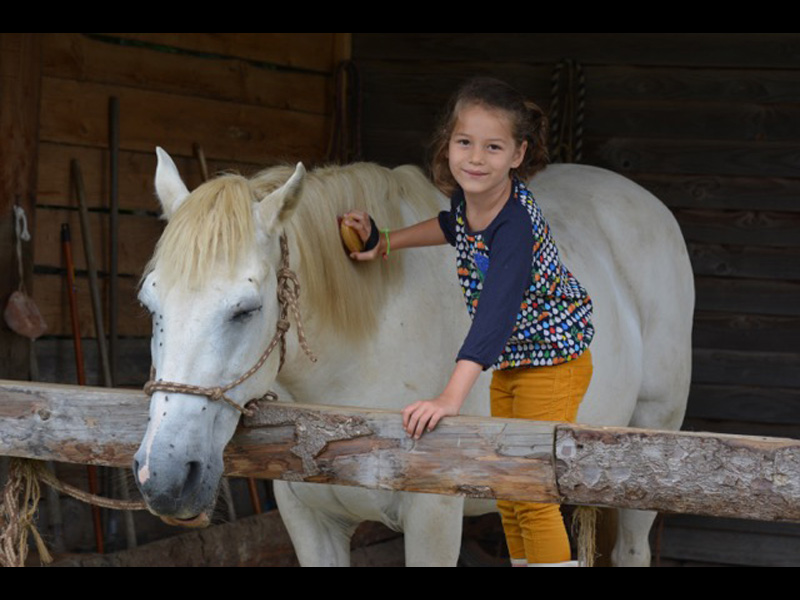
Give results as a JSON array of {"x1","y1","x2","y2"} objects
[{"x1": 572, "y1": 506, "x2": 599, "y2": 567}]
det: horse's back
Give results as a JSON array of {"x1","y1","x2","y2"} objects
[{"x1": 530, "y1": 164, "x2": 694, "y2": 428}]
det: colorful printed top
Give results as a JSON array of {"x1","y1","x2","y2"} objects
[{"x1": 438, "y1": 177, "x2": 594, "y2": 370}]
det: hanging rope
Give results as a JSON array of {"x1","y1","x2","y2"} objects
[
  {"x1": 1, "y1": 459, "x2": 50, "y2": 568},
  {"x1": 571, "y1": 506, "x2": 599, "y2": 568},
  {"x1": 549, "y1": 59, "x2": 586, "y2": 165},
  {"x1": 12, "y1": 204, "x2": 31, "y2": 295},
  {"x1": 1, "y1": 459, "x2": 148, "y2": 568}
]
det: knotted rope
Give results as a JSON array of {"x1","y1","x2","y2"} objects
[
  {"x1": 1, "y1": 459, "x2": 147, "y2": 567},
  {"x1": 144, "y1": 234, "x2": 317, "y2": 417},
  {"x1": 12, "y1": 205, "x2": 31, "y2": 295},
  {"x1": 1, "y1": 459, "x2": 50, "y2": 568}
]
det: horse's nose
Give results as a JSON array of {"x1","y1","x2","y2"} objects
[{"x1": 133, "y1": 454, "x2": 207, "y2": 518}]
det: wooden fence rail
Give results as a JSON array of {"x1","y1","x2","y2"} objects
[{"x1": 1, "y1": 379, "x2": 799, "y2": 523}]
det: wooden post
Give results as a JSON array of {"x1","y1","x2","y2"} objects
[
  {"x1": 2, "y1": 379, "x2": 800, "y2": 524},
  {"x1": 0, "y1": 34, "x2": 43, "y2": 380}
]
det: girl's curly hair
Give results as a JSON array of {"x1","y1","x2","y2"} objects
[{"x1": 429, "y1": 77, "x2": 549, "y2": 197}]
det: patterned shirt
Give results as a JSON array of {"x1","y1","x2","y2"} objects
[{"x1": 438, "y1": 177, "x2": 594, "y2": 370}]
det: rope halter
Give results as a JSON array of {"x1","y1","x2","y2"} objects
[{"x1": 143, "y1": 234, "x2": 317, "y2": 418}]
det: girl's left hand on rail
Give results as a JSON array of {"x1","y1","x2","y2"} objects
[{"x1": 402, "y1": 395, "x2": 462, "y2": 440}]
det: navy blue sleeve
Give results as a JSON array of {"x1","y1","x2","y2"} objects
[
  {"x1": 438, "y1": 190, "x2": 462, "y2": 247},
  {"x1": 456, "y1": 211, "x2": 534, "y2": 369},
  {"x1": 438, "y1": 211, "x2": 457, "y2": 246}
]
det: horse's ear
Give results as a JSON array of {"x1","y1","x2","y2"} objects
[
  {"x1": 155, "y1": 147, "x2": 190, "y2": 220},
  {"x1": 257, "y1": 163, "x2": 306, "y2": 231}
]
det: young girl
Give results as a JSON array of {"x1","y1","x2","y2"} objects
[{"x1": 343, "y1": 78, "x2": 594, "y2": 568}]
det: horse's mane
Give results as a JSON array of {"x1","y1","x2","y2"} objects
[
  {"x1": 147, "y1": 162, "x2": 444, "y2": 342},
  {"x1": 253, "y1": 163, "x2": 443, "y2": 341}
]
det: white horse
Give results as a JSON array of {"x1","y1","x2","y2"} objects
[{"x1": 133, "y1": 148, "x2": 694, "y2": 567}]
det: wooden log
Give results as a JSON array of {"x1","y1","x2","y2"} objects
[
  {"x1": 556, "y1": 425, "x2": 800, "y2": 523},
  {"x1": 230, "y1": 403, "x2": 559, "y2": 503},
  {"x1": 2, "y1": 379, "x2": 800, "y2": 523}
]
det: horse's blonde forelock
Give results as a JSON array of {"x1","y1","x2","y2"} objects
[{"x1": 146, "y1": 173, "x2": 256, "y2": 289}]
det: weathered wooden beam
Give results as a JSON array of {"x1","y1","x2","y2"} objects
[
  {"x1": 230, "y1": 402, "x2": 559, "y2": 503},
  {"x1": 556, "y1": 426, "x2": 800, "y2": 523},
  {"x1": 2, "y1": 379, "x2": 800, "y2": 523}
]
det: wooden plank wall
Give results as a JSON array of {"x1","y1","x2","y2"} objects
[
  {"x1": 33, "y1": 33, "x2": 345, "y2": 387},
  {"x1": 0, "y1": 34, "x2": 42, "y2": 380},
  {"x1": 351, "y1": 32, "x2": 800, "y2": 567}
]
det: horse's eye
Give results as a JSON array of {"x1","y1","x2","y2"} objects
[{"x1": 231, "y1": 306, "x2": 262, "y2": 324}]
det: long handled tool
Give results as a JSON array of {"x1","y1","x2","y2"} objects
[
  {"x1": 72, "y1": 160, "x2": 138, "y2": 550},
  {"x1": 61, "y1": 223, "x2": 104, "y2": 554},
  {"x1": 108, "y1": 97, "x2": 120, "y2": 387}
]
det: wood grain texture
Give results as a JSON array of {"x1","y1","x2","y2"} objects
[
  {"x1": 43, "y1": 34, "x2": 330, "y2": 115},
  {"x1": 99, "y1": 33, "x2": 339, "y2": 73},
  {"x1": 32, "y1": 272, "x2": 148, "y2": 339},
  {"x1": 556, "y1": 425, "x2": 800, "y2": 523},
  {"x1": 39, "y1": 77, "x2": 328, "y2": 164}
]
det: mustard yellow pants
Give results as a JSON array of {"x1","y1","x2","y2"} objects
[{"x1": 490, "y1": 349, "x2": 593, "y2": 565}]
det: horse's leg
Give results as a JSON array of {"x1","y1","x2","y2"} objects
[
  {"x1": 611, "y1": 509, "x2": 658, "y2": 567},
  {"x1": 614, "y1": 354, "x2": 691, "y2": 568},
  {"x1": 400, "y1": 493, "x2": 465, "y2": 567},
  {"x1": 273, "y1": 481, "x2": 358, "y2": 567}
]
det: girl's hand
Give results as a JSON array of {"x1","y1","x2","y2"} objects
[
  {"x1": 402, "y1": 394, "x2": 463, "y2": 440},
  {"x1": 401, "y1": 361, "x2": 482, "y2": 440},
  {"x1": 342, "y1": 211, "x2": 382, "y2": 262}
]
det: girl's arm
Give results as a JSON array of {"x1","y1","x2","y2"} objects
[
  {"x1": 401, "y1": 360, "x2": 483, "y2": 440},
  {"x1": 343, "y1": 212, "x2": 446, "y2": 261}
]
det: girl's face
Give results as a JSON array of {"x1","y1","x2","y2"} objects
[{"x1": 448, "y1": 104, "x2": 528, "y2": 203}]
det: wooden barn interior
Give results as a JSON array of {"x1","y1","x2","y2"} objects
[{"x1": 1, "y1": 33, "x2": 799, "y2": 567}]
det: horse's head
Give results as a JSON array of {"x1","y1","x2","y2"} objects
[{"x1": 133, "y1": 148, "x2": 306, "y2": 525}]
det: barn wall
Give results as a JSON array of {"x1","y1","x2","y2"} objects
[
  {"x1": 352, "y1": 32, "x2": 800, "y2": 567},
  {"x1": 32, "y1": 33, "x2": 346, "y2": 387},
  {"x1": 0, "y1": 34, "x2": 42, "y2": 380}
]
